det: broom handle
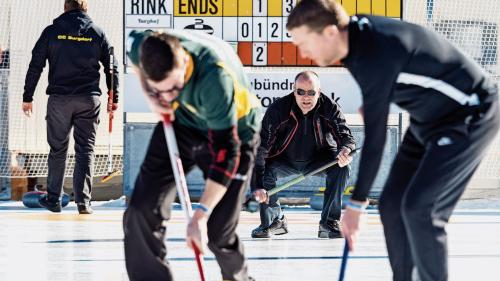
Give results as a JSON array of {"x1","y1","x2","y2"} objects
[
  {"x1": 107, "y1": 47, "x2": 114, "y2": 174},
  {"x1": 267, "y1": 148, "x2": 360, "y2": 196},
  {"x1": 338, "y1": 239, "x2": 350, "y2": 281},
  {"x1": 162, "y1": 114, "x2": 207, "y2": 281}
]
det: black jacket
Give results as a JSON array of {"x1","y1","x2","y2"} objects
[
  {"x1": 343, "y1": 15, "x2": 498, "y2": 201},
  {"x1": 253, "y1": 93, "x2": 356, "y2": 189},
  {"x1": 23, "y1": 10, "x2": 118, "y2": 103}
]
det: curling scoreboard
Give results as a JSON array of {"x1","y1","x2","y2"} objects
[{"x1": 124, "y1": 0, "x2": 402, "y2": 67}]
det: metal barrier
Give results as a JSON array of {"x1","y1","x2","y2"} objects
[{"x1": 123, "y1": 113, "x2": 400, "y2": 199}]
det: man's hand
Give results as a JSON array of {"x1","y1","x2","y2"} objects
[
  {"x1": 340, "y1": 199, "x2": 368, "y2": 251},
  {"x1": 186, "y1": 179, "x2": 227, "y2": 255},
  {"x1": 186, "y1": 209, "x2": 209, "y2": 255},
  {"x1": 107, "y1": 102, "x2": 118, "y2": 113},
  {"x1": 337, "y1": 147, "x2": 353, "y2": 167},
  {"x1": 253, "y1": 189, "x2": 269, "y2": 203},
  {"x1": 22, "y1": 102, "x2": 33, "y2": 117}
]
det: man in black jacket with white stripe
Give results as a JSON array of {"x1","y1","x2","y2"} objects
[
  {"x1": 287, "y1": 1, "x2": 500, "y2": 281},
  {"x1": 22, "y1": 0, "x2": 118, "y2": 214},
  {"x1": 251, "y1": 71, "x2": 355, "y2": 239}
]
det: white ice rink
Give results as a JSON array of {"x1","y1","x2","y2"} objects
[{"x1": 1, "y1": 199, "x2": 500, "y2": 281}]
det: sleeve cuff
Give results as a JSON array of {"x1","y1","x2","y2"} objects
[
  {"x1": 207, "y1": 165, "x2": 234, "y2": 187},
  {"x1": 23, "y1": 96, "x2": 33, "y2": 103},
  {"x1": 341, "y1": 143, "x2": 356, "y2": 152},
  {"x1": 350, "y1": 193, "x2": 368, "y2": 202}
]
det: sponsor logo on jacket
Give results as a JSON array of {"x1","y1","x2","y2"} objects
[{"x1": 57, "y1": 35, "x2": 93, "y2": 42}]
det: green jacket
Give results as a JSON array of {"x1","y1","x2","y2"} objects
[{"x1": 128, "y1": 30, "x2": 261, "y2": 186}]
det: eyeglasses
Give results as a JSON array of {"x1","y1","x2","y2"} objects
[
  {"x1": 146, "y1": 85, "x2": 184, "y2": 99},
  {"x1": 296, "y1": 88, "x2": 317, "y2": 96}
]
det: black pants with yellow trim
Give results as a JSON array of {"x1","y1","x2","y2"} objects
[
  {"x1": 379, "y1": 100, "x2": 499, "y2": 281},
  {"x1": 123, "y1": 122, "x2": 256, "y2": 281}
]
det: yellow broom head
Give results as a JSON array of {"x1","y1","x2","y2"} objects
[{"x1": 101, "y1": 170, "x2": 120, "y2": 183}]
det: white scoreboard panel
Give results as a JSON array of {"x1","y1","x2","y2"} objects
[
  {"x1": 124, "y1": 0, "x2": 403, "y2": 114},
  {"x1": 124, "y1": 0, "x2": 402, "y2": 67}
]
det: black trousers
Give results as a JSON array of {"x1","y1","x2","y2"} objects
[
  {"x1": 46, "y1": 95, "x2": 100, "y2": 204},
  {"x1": 379, "y1": 100, "x2": 500, "y2": 281},
  {"x1": 123, "y1": 122, "x2": 256, "y2": 281},
  {"x1": 259, "y1": 156, "x2": 350, "y2": 228}
]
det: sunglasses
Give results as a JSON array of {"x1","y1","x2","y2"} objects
[{"x1": 296, "y1": 88, "x2": 317, "y2": 96}]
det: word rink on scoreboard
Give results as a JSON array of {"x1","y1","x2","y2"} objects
[{"x1": 124, "y1": 0, "x2": 401, "y2": 67}]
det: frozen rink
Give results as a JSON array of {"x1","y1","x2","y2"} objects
[{"x1": 1, "y1": 199, "x2": 500, "y2": 281}]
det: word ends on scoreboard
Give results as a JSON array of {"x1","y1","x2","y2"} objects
[{"x1": 124, "y1": 0, "x2": 402, "y2": 67}]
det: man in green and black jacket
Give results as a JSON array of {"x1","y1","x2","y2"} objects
[{"x1": 124, "y1": 30, "x2": 260, "y2": 281}]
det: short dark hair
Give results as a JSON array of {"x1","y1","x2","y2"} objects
[
  {"x1": 64, "y1": 0, "x2": 87, "y2": 12},
  {"x1": 139, "y1": 32, "x2": 183, "y2": 81},
  {"x1": 286, "y1": 0, "x2": 349, "y2": 32}
]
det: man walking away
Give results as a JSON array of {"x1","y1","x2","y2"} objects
[{"x1": 22, "y1": 0, "x2": 119, "y2": 214}]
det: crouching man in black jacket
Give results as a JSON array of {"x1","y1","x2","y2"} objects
[
  {"x1": 22, "y1": 0, "x2": 119, "y2": 214},
  {"x1": 251, "y1": 71, "x2": 355, "y2": 238}
]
